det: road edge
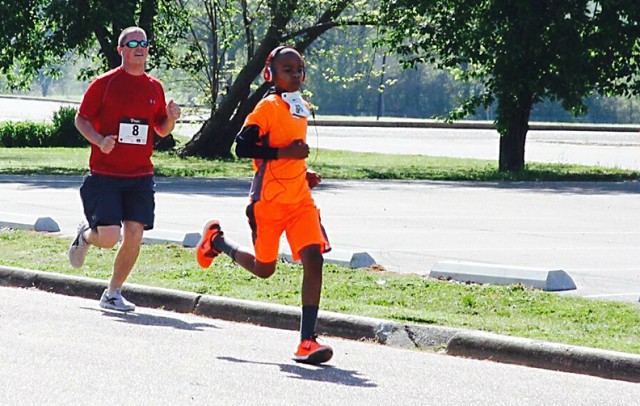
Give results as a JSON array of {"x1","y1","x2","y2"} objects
[{"x1": 1, "y1": 265, "x2": 639, "y2": 383}]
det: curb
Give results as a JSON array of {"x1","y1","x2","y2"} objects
[
  {"x1": 447, "y1": 331, "x2": 640, "y2": 383},
  {"x1": 2, "y1": 266, "x2": 640, "y2": 382}
]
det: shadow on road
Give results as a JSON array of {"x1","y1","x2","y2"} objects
[
  {"x1": 81, "y1": 306, "x2": 220, "y2": 331},
  {"x1": 217, "y1": 356, "x2": 377, "y2": 388}
]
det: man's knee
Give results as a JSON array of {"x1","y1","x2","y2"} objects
[
  {"x1": 122, "y1": 221, "x2": 144, "y2": 243},
  {"x1": 95, "y1": 226, "x2": 121, "y2": 248}
]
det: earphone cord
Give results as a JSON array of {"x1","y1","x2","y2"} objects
[{"x1": 263, "y1": 109, "x2": 319, "y2": 202}]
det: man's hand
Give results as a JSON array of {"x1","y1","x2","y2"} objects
[
  {"x1": 306, "y1": 169, "x2": 321, "y2": 189},
  {"x1": 278, "y1": 139, "x2": 309, "y2": 159},
  {"x1": 100, "y1": 135, "x2": 117, "y2": 154},
  {"x1": 166, "y1": 100, "x2": 181, "y2": 122}
]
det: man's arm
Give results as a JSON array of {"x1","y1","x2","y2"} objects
[
  {"x1": 74, "y1": 114, "x2": 116, "y2": 154},
  {"x1": 155, "y1": 100, "x2": 181, "y2": 138}
]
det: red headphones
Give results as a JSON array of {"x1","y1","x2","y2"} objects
[{"x1": 263, "y1": 46, "x2": 306, "y2": 83}]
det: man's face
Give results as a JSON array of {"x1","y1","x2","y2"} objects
[
  {"x1": 272, "y1": 52, "x2": 305, "y2": 92},
  {"x1": 118, "y1": 31, "x2": 149, "y2": 68}
]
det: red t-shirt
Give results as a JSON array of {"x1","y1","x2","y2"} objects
[{"x1": 78, "y1": 67, "x2": 168, "y2": 177}]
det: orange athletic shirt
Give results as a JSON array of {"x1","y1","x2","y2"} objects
[{"x1": 244, "y1": 94, "x2": 311, "y2": 204}]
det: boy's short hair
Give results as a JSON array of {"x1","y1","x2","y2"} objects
[{"x1": 118, "y1": 27, "x2": 147, "y2": 47}]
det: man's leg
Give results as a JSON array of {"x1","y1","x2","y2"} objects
[
  {"x1": 85, "y1": 225, "x2": 121, "y2": 249},
  {"x1": 97, "y1": 221, "x2": 143, "y2": 312},
  {"x1": 109, "y1": 220, "x2": 144, "y2": 292}
]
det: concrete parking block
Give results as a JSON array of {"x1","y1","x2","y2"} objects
[
  {"x1": 0, "y1": 215, "x2": 60, "y2": 232},
  {"x1": 430, "y1": 260, "x2": 576, "y2": 291},
  {"x1": 281, "y1": 249, "x2": 377, "y2": 269}
]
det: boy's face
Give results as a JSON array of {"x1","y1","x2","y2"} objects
[{"x1": 272, "y1": 52, "x2": 305, "y2": 92}]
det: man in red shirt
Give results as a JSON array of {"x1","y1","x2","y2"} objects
[{"x1": 69, "y1": 26, "x2": 181, "y2": 311}]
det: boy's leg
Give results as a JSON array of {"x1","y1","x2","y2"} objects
[
  {"x1": 286, "y1": 201, "x2": 333, "y2": 364},
  {"x1": 197, "y1": 220, "x2": 278, "y2": 278},
  {"x1": 231, "y1": 247, "x2": 277, "y2": 279},
  {"x1": 294, "y1": 244, "x2": 333, "y2": 364},
  {"x1": 299, "y1": 244, "x2": 323, "y2": 339},
  {"x1": 299, "y1": 244, "x2": 323, "y2": 308}
]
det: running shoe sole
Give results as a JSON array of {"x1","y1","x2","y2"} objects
[
  {"x1": 196, "y1": 220, "x2": 222, "y2": 268},
  {"x1": 293, "y1": 347, "x2": 333, "y2": 365}
]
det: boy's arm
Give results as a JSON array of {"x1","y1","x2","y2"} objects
[
  {"x1": 306, "y1": 169, "x2": 321, "y2": 188},
  {"x1": 235, "y1": 125, "x2": 309, "y2": 159},
  {"x1": 235, "y1": 125, "x2": 278, "y2": 159}
]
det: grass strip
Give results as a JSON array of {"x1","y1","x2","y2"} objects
[{"x1": 1, "y1": 228, "x2": 639, "y2": 355}]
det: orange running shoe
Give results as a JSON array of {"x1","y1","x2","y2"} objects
[
  {"x1": 196, "y1": 220, "x2": 223, "y2": 268},
  {"x1": 293, "y1": 336, "x2": 333, "y2": 364}
]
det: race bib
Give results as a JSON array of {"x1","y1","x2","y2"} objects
[
  {"x1": 118, "y1": 118, "x2": 149, "y2": 145},
  {"x1": 281, "y1": 92, "x2": 311, "y2": 118}
]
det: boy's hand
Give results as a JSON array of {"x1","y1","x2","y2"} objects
[
  {"x1": 306, "y1": 169, "x2": 321, "y2": 189},
  {"x1": 278, "y1": 139, "x2": 309, "y2": 159}
]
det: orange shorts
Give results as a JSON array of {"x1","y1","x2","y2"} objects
[{"x1": 246, "y1": 198, "x2": 331, "y2": 263}]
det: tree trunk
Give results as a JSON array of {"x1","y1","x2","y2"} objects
[
  {"x1": 177, "y1": 37, "x2": 280, "y2": 158},
  {"x1": 498, "y1": 95, "x2": 534, "y2": 172}
]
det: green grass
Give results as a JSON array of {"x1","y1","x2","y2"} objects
[
  {"x1": 2, "y1": 228, "x2": 640, "y2": 355},
  {"x1": 1, "y1": 147, "x2": 639, "y2": 181}
]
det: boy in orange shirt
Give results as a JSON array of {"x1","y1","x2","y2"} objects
[{"x1": 196, "y1": 46, "x2": 333, "y2": 364}]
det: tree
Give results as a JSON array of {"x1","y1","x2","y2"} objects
[
  {"x1": 176, "y1": 0, "x2": 375, "y2": 158},
  {"x1": 0, "y1": 0, "x2": 181, "y2": 87},
  {"x1": 379, "y1": 0, "x2": 640, "y2": 171}
]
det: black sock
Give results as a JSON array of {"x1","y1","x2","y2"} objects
[
  {"x1": 212, "y1": 235, "x2": 240, "y2": 261},
  {"x1": 300, "y1": 305, "x2": 319, "y2": 340}
]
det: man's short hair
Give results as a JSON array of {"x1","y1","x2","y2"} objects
[{"x1": 118, "y1": 27, "x2": 147, "y2": 47}]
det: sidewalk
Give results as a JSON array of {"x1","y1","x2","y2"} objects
[{"x1": 2, "y1": 265, "x2": 639, "y2": 383}]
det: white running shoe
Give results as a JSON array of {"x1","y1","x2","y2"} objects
[
  {"x1": 68, "y1": 221, "x2": 90, "y2": 268},
  {"x1": 99, "y1": 289, "x2": 136, "y2": 312}
]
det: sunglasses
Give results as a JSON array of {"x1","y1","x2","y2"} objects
[{"x1": 123, "y1": 39, "x2": 149, "y2": 48}]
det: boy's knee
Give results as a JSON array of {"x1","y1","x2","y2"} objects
[
  {"x1": 299, "y1": 245, "x2": 323, "y2": 265},
  {"x1": 254, "y1": 261, "x2": 277, "y2": 279}
]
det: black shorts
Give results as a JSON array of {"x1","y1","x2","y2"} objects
[{"x1": 80, "y1": 174, "x2": 155, "y2": 230}]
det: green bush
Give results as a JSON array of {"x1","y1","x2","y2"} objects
[
  {"x1": 50, "y1": 106, "x2": 85, "y2": 147},
  {"x1": 0, "y1": 121, "x2": 49, "y2": 147},
  {"x1": 0, "y1": 106, "x2": 86, "y2": 148}
]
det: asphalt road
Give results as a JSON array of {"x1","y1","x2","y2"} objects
[{"x1": 3, "y1": 285, "x2": 640, "y2": 405}]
